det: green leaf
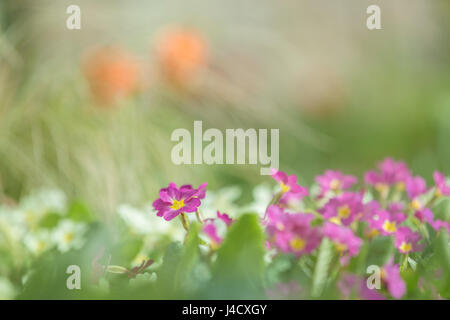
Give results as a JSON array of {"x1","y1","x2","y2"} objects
[
  {"x1": 38, "y1": 213, "x2": 61, "y2": 229},
  {"x1": 311, "y1": 238, "x2": 333, "y2": 298},
  {"x1": 156, "y1": 224, "x2": 201, "y2": 296},
  {"x1": 208, "y1": 213, "x2": 265, "y2": 299},
  {"x1": 67, "y1": 201, "x2": 95, "y2": 222},
  {"x1": 112, "y1": 238, "x2": 143, "y2": 266},
  {"x1": 366, "y1": 236, "x2": 394, "y2": 266},
  {"x1": 434, "y1": 231, "x2": 450, "y2": 297},
  {"x1": 174, "y1": 222, "x2": 200, "y2": 291}
]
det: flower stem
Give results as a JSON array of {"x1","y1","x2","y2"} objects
[
  {"x1": 179, "y1": 213, "x2": 189, "y2": 231},
  {"x1": 195, "y1": 209, "x2": 203, "y2": 224},
  {"x1": 263, "y1": 191, "x2": 284, "y2": 220},
  {"x1": 400, "y1": 253, "x2": 409, "y2": 271},
  {"x1": 304, "y1": 208, "x2": 324, "y2": 220}
]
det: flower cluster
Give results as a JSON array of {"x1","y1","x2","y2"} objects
[{"x1": 151, "y1": 158, "x2": 450, "y2": 299}]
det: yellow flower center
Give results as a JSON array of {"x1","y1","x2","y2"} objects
[
  {"x1": 335, "y1": 242, "x2": 347, "y2": 254},
  {"x1": 375, "y1": 183, "x2": 389, "y2": 193},
  {"x1": 338, "y1": 205, "x2": 351, "y2": 219},
  {"x1": 395, "y1": 182, "x2": 405, "y2": 192},
  {"x1": 170, "y1": 198, "x2": 185, "y2": 210},
  {"x1": 64, "y1": 232, "x2": 74, "y2": 243},
  {"x1": 411, "y1": 199, "x2": 421, "y2": 210},
  {"x1": 289, "y1": 237, "x2": 306, "y2": 251},
  {"x1": 329, "y1": 217, "x2": 342, "y2": 225},
  {"x1": 330, "y1": 179, "x2": 341, "y2": 190},
  {"x1": 399, "y1": 242, "x2": 412, "y2": 253},
  {"x1": 280, "y1": 182, "x2": 290, "y2": 193},
  {"x1": 368, "y1": 228, "x2": 379, "y2": 238},
  {"x1": 435, "y1": 189, "x2": 442, "y2": 198},
  {"x1": 382, "y1": 220, "x2": 397, "y2": 233},
  {"x1": 37, "y1": 241, "x2": 47, "y2": 253}
]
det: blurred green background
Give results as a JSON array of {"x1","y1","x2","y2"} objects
[{"x1": 1, "y1": 0, "x2": 450, "y2": 219}]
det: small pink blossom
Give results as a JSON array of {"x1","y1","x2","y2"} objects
[
  {"x1": 364, "y1": 158, "x2": 411, "y2": 187},
  {"x1": 152, "y1": 182, "x2": 206, "y2": 221},
  {"x1": 315, "y1": 170, "x2": 357, "y2": 197},
  {"x1": 216, "y1": 211, "x2": 233, "y2": 226},
  {"x1": 320, "y1": 192, "x2": 364, "y2": 226},
  {"x1": 271, "y1": 169, "x2": 309, "y2": 203},
  {"x1": 381, "y1": 259, "x2": 406, "y2": 299},
  {"x1": 433, "y1": 171, "x2": 450, "y2": 196},
  {"x1": 406, "y1": 176, "x2": 427, "y2": 200},
  {"x1": 203, "y1": 222, "x2": 222, "y2": 245},
  {"x1": 322, "y1": 222, "x2": 362, "y2": 265},
  {"x1": 432, "y1": 220, "x2": 450, "y2": 233},
  {"x1": 266, "y1": 205, "x2": 321, "y2": 257},
  {"x1": 414, "y1": 208, "x2": 434, "y2": 224},
  {"x1": 394, "y1": 226, "x2": 422, "y2": 254},
  {"x1": 369, "y1": 209, "x2": 406, "y2": 236}
]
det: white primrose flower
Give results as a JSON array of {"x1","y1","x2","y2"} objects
[
  {"x1": 51, "y1": 220, "x2": 87, "y2": 253},
  {"x1": 24, "y1": 230, "x2": 53, "y2": 255},
  {"x1": 20, "y1": 189, "x2": 67, "y2": 216},
  {"x1": 201, "y1": 186, "x2": 242, "y2": 219},
  {"x1": 117, "y1": 203, "x2": 184, "y2": 242}
]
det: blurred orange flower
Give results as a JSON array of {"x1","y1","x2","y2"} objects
[
  {"x1": 155, "y1": 28, "x2": 207, "y2": 86},
  {"x1": 82, "y1": 46, "x2": 140, "y2": 105}
]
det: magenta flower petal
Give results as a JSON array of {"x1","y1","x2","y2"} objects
[
  {"x1": 152, "y1": 182, "x2": 206, "y2": 221},
  {"x1": 394, "y1": 226, "x2": 422, "y2": 254},
  {"x1": 316, "y1": 170, "x2": 357, "y2": 197},
  {"x1": 382, "y1": 259, "x2": 406, "y2": 299},
  {"x1": 266, "y1": 205, "x2": 321, "y2": 257},
  {"x1": 217, "y1": 211, "x2": 233, "y2": 226},
  {"x1": 406, "y1": 176, "x2": 427, "y2": 200},
  {"x1": 204, "y1": 222, "x2": 222, "y2": 244},
  {"x1": 434, "y1": 171, "x2": 450, "y2": 196}
]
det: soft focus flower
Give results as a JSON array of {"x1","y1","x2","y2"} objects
[
  {"x1": 406, "y1": 176, "x2": 427, "y2": 201},
  {"x1": 271, "y1": 169, "x2": 309, "y2": 204},
  {"x1": 51, "y1": 220, "x2": 87, "y2": 253},
  {"x1": 338, "y1": 273, "x2": 385, "y2": 300},
  {"x1": 155, "y1": 28, "x2": 207, "y2": 86},
  {"x1": 432, "y1": 220, "x2": 450, "y2": 233},
  {"x1": 394, "y1": 226, "x2": 422, "y2": 254},
  {"x1": 117, "y1": 203, "x2": 184, "y2": 242},
  {"x1": 201, "y1": 186, "x2": 241, "y2": 219},
  {"x1": 180, "y1": 182, "x2": 207, "y2": 199},
  {"x1": 320, "y1": 192, "x2": 364, "y2": 226},
  {"x1": 152, "y1": 182, "x2": 206, "y2": 221},
  {"x1": 414, "y1": 208, "x2": 434, "y2": 225},
  {"x1": 359, "y1": 280, "x2": 386, "y2": 300},
  {"x1": 364, "y1": 158, "x2": 411, "y2": 190},
  {"x1": 322, "y1": 222, "x2": 362, "y2": 265},
  {"x1": 24, "y1": 230, "x2": 52, "y2": 255},
  {"x1": 266, "y1": 205, "x2": 321, "y2": 257},
  {"x1": 380, "y1": 259, "x2": 406, "y2": 299},
  {"x1": 216, "y1": 211, "x2": 233, "y2": 226},
  {"x1": 315, "y1": 170, "x2": 357, "y2": 197},
  {"x1": 433, "y1": 171, "x2": 450, "y2": 197},
  {"x1": 203, "y1": 222, "x2": 222, "y2": 248},
  {"x1": 82, "y1": 46, "x2": 140, "y2": 105},
  {"x1": 369, "y1": 209, "x2": 406, "y2": 236}
]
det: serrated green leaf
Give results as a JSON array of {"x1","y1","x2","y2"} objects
[{"x1": 311, "y1": 238, "x2": 333, "y2": 297}]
